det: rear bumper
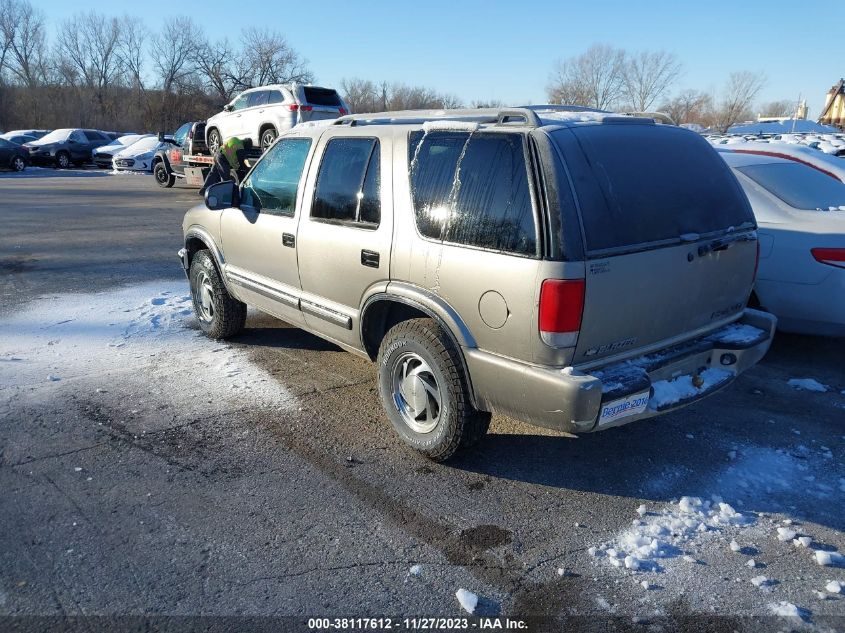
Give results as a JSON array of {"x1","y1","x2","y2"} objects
[
  {"x1": 465, "y1": 309, "x2": 777, "y2": 433},
  {"x1": 756, "y1": 272, "x2": 845, "y2": 337}
]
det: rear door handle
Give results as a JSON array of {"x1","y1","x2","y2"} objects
[
  {"x1": 361, "y1": 250, "x2": 380, "y2": 268},
  {"x1": 282, "y1": 233, "x2": 295, "y2": 248}
]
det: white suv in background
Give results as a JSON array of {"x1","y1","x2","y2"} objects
[{"x1": 205, "y1": 83, "x2": 349, "y2": 153}]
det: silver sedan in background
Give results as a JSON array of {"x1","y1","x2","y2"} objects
[{"x1": 721, "y1": 151, "x2": 845, "y2": 336}]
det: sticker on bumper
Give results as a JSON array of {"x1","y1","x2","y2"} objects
[{"x1": 598, "y1": 390, "x2": 650, "y2": 424}]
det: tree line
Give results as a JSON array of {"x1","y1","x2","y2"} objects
[
  {"x1": 546, "y1": 44, "x2": 795, "y2": 132},
  {"x1": 1, "y1": 1, "x2": 796, "y2": 135}
]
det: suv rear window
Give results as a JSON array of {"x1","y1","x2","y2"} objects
[
  {"x1": 303, "y1": 87, "x2": 342, "y2": 107},
  {"x1": 551, "y1": 125, "x2": 754, "y2": 254},
  {"x1": 409, "y1": 131, "x2": 537, "y2": 256}
]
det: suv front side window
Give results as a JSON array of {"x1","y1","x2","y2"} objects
[
  {"x1": 240, "y1": 138, "x2": 312, "y2": 216},
  {"x1": 231, "y1": 94, "x2": 249, "y2": 111},
  {"x1": 409, "y1": 131, "x2": 537, "y2": 256},
  {"x1": 310, "y1": 138, "x2": 380, "y2": 228}
]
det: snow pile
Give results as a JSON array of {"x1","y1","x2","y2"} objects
[
  {"x1": 0, "y1": 282, "x2": 295, "y2": 417},
  {"x1": 767, "y1": 601, "x2": 806, "y2": 620},
  {"x1": 750, "y1": 575, "x2": 772, "y2": 588},
  {"x1": 826, "y1": 580, "x2": 843, "y2": 594},
  {"x1": 776, "y1": 527, "x2": 797, "y2": 541},
  {"x1": 814, "y1": 551, "x2": 845, "y2": 567},
  {"x1": 591, "y1": 497, "x2": 753, "y2": 572},
  {"x1": 649, "y1": 368, "x2": 732, "y2": 409},
  {"x1": 455, "y1": 588, "x2": 478, "y2": 614},
  {"x1": 787, "y1": 378, "x2": 830, "y2": 392}
]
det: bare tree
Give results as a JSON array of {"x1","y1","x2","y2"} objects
[
  {"x1": 2, "y1": 0, "x2": 47, "y2": 88},
  {"x1": 117, "y1": 16, "x2": 147, "y2": 90},
  {"x1": 623, "y1": 50, "x2": 682, "y2": 111},
  {"x1": 150, "y1": 16, "x2": 199, "y2": 94},
  {"x1": 240, "y1": 27, "x2": 313, "y2": 87},
  {"x1": 714, "y1": 71, "x2": 766, "y2": 132},
  {"x1": 659, "y1": 89, "x2": 713, "y2": 125},
  {"x1": 340, "y1": 77, "x2": 378, "y2": 113},
  {"x1": 758, "y1": 99, "x2": 795, "y2": 118},
  {"x1": 547, "y1": 44, "x2": 626, "y2": 110},
  {"x1": 193, "y1": 36, "x2": 243, "y2": 104}
]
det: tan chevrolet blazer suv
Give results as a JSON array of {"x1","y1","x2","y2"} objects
[{"x1": 179, "y1": 106, "x2": 776, "y2": 461}]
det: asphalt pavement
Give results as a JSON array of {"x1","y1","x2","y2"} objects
[{"x1": 1, "y1": 169, "x2": 843, "y2": 632}]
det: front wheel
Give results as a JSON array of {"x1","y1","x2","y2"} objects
[
  {"x1": 11, "y1": 156, "x2": 25, "y2": 172},
  {"x1": 154, "y1": 162, "x2": 175, "y2": 188},
  {"x1": 377, "y1": 318, "x2": 490, "y2": 462},
  {"x1": 260, "y1": 127, "x2": 278, "y2": 151},
  {"x1": 189, "y1": 250, "x2": 246, "y2": 339},
  {"x1": 207, "y1": 128, "x2": 221, "y2": 155}
]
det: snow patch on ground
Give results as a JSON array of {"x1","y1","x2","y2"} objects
[
  {"x1": 591, "y1": 497, "x2": 753, "y2": 573},
  {"x1": 455, "y1": 588, "x2": 477, "y2": 614},
  {"x1": 787, "y1": 378, "x2": 830, "y2": 393},
  {"x1": 0, "y1": 282, "x2": 295, "y2": 419}
]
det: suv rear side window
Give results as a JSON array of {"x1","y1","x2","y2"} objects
[
  {"x1": 303, "y1": 87, "x2": 342, "y2": 107},
  {"x1": 409, "y1": 131, "x2": 537, "y2": 256},
  {"x1": 241, "y1": 138, "x2": 311, "y2": 216},
  {"x1": 83, "y1": 130, "x2": 104, "y2": 142},
  {"x1": 248, "y1": 90, "x2": 269, "y2": 108},
  {"x1": 552, "y1": 126, "x2": 754, "y2": 254},
  {"x1": 311, "y1": 138, "x2": 380, "y2": 227}
]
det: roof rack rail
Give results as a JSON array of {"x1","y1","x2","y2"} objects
[
  {"x1": 333, "y1": 107, "x2": 543, "y2": 128},
  {"x1": 518, "y1": 104, "x2": 612, "y2": 114}
]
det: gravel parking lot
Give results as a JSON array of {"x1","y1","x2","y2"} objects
[{"x1": 1, "y1": 171, "x2": 844, "y2": 631}]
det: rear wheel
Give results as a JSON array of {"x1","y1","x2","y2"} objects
[
  {"x1": 55, "y1": 151, "x2": 70, "y2": 169},
  {"x1": 189, "y1": 250, "x2": 246, "y2": 340},
  {"x1": 11, "y1": 156, "x2": 25, "y2": 172},
  {"x1": 154, "y1": 162, "x2": 175, "y2": 188},
  {"x1": 377, "y1": 318, "x2": 490, "y2": 462},
  {"x1": 207, "y1": 128, "x2": 221, "y2": 155},
  {"x1": 260, "y1": 127, "x2": 278, "y2": 151}
]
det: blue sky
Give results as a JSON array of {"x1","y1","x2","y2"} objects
[{"x1": 36, "y1": 0, "x2": 844, "y2": 116}]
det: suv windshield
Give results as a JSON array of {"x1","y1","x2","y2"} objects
[
  {"x1": 551, "y1": 125, "x2": 754, "y2": 254},
  {"x1": 737, "y1": 162, "x2": 845, "y2": 210}
]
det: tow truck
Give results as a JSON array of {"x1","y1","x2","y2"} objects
[{"x1": 152, "y1": 121, "x2": 263, "y2": 189}]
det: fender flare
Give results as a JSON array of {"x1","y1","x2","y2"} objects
[{"x1": 184, "y1": 226, "x2": 234, "y2": 295}]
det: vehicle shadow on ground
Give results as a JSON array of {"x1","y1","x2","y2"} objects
[{"x1": 234, "y1": 322, "x2": 343, "y2": 353}]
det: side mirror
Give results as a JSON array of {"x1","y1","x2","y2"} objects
[
  {"x1": 158, "y1": 132, "x2": 165, "y2": 142},
  {"x1": 223, "y1": 104, "x2": 234, "y2": 112},
  {"x1": 205, "y1": 180, "x2": 238, "y2": 211}
]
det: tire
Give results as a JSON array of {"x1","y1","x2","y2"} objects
[
  {"x1": 377, "y1": 318, "x2": 490, "y2": 461},
  {"x1": 207, "y1": 128, "x2": 221, "y2": 155},
  {"x1": 11, "y1": 156, "x2": 25, "y2": 172},
  {"x1": 188, "y1": 250, "x2": 246, "y2": 340},
  {"x1": 260, "y1": 126, "x2": 278, "y2": 152},
  {"x1": 154, "y1": 162, "x2": 175, "y2": 188},
  {"x1": 55, "y1": 151, "x2": 70, "y2": 169}
]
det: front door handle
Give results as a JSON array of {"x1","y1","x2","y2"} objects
[
  {"x1": 361, "y1": 250, "x2": 380, "y2": 268},
  {"x1": 282, "y1": 233, "x2": 295, "y2": 248}
]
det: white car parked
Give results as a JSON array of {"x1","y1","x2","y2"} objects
[
  {"x1": 111, "y1": 136, "x2": 171, "y2": 173},
  {"x1": 722, "y1": 151, "x2": 845, "y2": 337},
  {"x1": 204, "y1": 83, "x2": 349, "y2": 153},
  {"x1": 93, "y1": 134, "x2": 150, "y2": 168}
]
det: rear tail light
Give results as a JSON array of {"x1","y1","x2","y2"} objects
[
  {"x1": 811, "y1": 248, "x2": 845, "y2": 269},
  {"x1": 539, "y1": 279, "x2": 585, "y2": 348},
  {"x1": 339, "y1": 107, "x2": 348, "y2": 116},
  {"x1": 288, "y1": 104, "x2": 313, "y2": 112}
]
